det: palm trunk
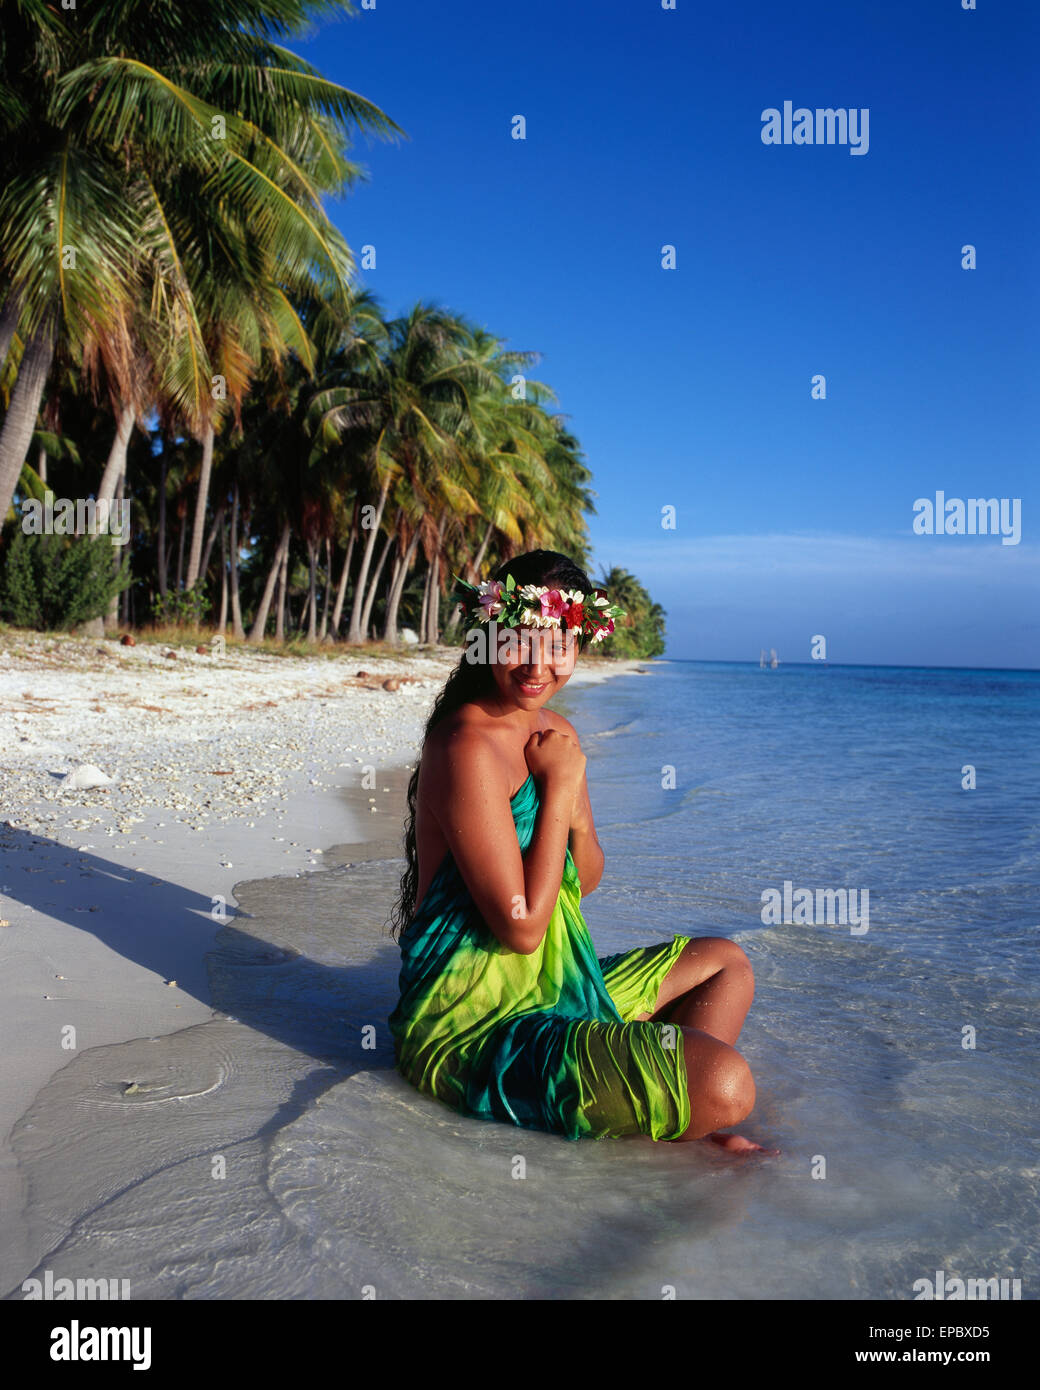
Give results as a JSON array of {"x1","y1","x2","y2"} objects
[
  {"x1": 199, "y1": 501, "x2": 225, "y2": 586},
  {"x1": 229, "y1": 483, "x2": 245, "y2": 640},
  {"x1": 175, "y1": 510, "x2": 186, "y2": 591},
  {"x1": 306, "y1": 538, "x2": 318, "y2": 642},
  {"x1": 37, "y1": 444, "x2": 47, "y2": 485},
  {"x1": 329, "y1": 521, "x2": 357, "y2": 639},
  {"x1": 157, "y1": 455, "x2": 168, "y2": 597},
  {"x1": 418, "y1": 564, "x2": 430, "y2": 645},
  {"x1": 468, "y1": 519, "x2": 494, "y2": 581},
  {"x1": 384, "y1": 553, "x2": 402, "y2": 633},
  {"x1": 118, "y1": 476, "x2": 131, "y2": 625},
  {"x1": 319, "y1": 537, "x2": 332, "y2": 641},
  {"x1": 218, "y1": 515, "x2": 229, "y2": 634},
  {"x1": 424, "y1": 512, "x2": 449, "y2": 645},
  {"x1": 425, "y1": 555, "x2": 441, "y2": 645},
  {"x1": 347, "y1": 475, "x2": 390, "y2": 644},
  {"x1": 382, "y1": 527, "x2": 422, "y2": 644},
  {"x1": 103, "y1": 470, "x2": 126, "y2": 632},
  {"x1": 0, "y1": 321, "x2": 56, "y2": 527},
  {"x1": 249, "y1": 518, "x2": 290, "y2": 643},
  {"x1": 99, "y1": 406, "x2": 134, "y2": 633},
  {"x1": 184, "y1": 420, "x2": 215, "y2": 590},
  {"x1": 275, "y1": 530, "x2": 290, "y2": 642},
  {"x1": 274, "y1": 552, "x2": 286, "y2": 642},
  {"x1": 97, "y1": 404, "x2": 135, "y2": 503},
  {"x1": 359, "y1": 525, "x2": 394, "y2": 640}
]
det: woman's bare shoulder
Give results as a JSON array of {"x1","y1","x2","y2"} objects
[
  {"x1": 544, "y1": 709, "x2": 582, "y2": 743},
  {"x1": 421, "y1": 706, "x2": 498, "y2": 781}
]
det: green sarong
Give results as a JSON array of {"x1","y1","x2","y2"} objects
[{"x1": 389, "y1": 772, "x2": 691, "y2": 1141}]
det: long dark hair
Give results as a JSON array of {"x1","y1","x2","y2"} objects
[{"x1": 384, "y1": 549, "x2": 593, "y2": 939}]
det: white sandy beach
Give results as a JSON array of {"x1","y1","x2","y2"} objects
[{"x1": 0, "y1": 631, "x2": 651, "y2": 1295}]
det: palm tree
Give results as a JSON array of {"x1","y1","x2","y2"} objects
[
  {"x1": 0, "y1": 0, "x2": 402, "y2": 537},
  {"x1": 420, "y1": 327, "x2": 596, "y2": 643},
  {"x1": 308, "y1": 302, "x2": 487, "y2": 646},
  {"x1": 594, "y1": 566, "x2": 666, "y2": 657},
  {"x1": 326, "y1": 311, "x2": 601, "y2": 648}
]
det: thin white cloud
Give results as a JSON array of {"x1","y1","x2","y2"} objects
[
  {"x1": 594, "y1": 532, "x2": 1039, "y2": 585},
  {"x1": 587, "y1": 531, "x2": 1038, "y2": 665}
]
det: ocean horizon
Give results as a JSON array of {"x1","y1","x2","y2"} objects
[{"x1": 661, "y1": 658, "x2": 1039, "y2": 673}]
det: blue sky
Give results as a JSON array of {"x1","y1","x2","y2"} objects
[{"x1": 295, "y1": 0, "x2": 1038, "y2": 668}]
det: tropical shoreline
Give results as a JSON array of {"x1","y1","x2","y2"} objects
[{"x1": 0, "y1": 629, "x2": 653, "y2": 1294}]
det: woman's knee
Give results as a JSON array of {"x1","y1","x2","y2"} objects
[
  {"x1": 720, "y1": 937, "x2": 754, "y2": 977},
  {"x1": 690, "y1": 936, "x2": 754, "y2": 979},
  {"x1": 716, "y1": 1049, "x2": 755, "y2": 1123},
  {"x1": 693, "y1": 938, "x2": 755, "y2": 1012},
  {"x1": 680, "y1": 1028, "x2": 755, "y2": 1132}
]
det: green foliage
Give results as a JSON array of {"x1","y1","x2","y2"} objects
[
  {"x1": 150, "y1": 587, "x2": 211, "y2": 628},
  {"x1": 0, "y1": 0, "x2": 404, "y2": 536},
  {"x1": 1, "y1": 530, "x2": 131, "y2": 630},
  {"x1": 593, "y1": 568, "x2": 666, "y2": 659}
]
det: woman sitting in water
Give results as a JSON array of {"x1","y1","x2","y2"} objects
[{"x1": 387, "y1": 549, "x2": 771, "y2": 1153}]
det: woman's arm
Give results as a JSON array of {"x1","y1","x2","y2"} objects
[
  {"x1": 568, "y1": 768, "x2": 605, "y2": 895},
  {"x1": 424, "y1": 727, "x2": 578, "y2": 955},
  {"x1": 549, "y1": 714, "x2": 604, "y2": 895}
]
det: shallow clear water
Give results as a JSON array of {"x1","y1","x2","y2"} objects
[{"x1": 7, "y1": 662, "x2": 1038, "y2": 1299}]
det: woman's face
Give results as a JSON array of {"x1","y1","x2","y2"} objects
[{"x1": 488, "y1": 624, "x2": 578, "y2": 710}]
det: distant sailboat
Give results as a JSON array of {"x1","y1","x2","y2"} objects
[
  {"x1": 760, "y1": 649, "x2": 766, "y2": 669},
  {"x1": 770, "y1": 648, "x2": 779, "y2": 669}
]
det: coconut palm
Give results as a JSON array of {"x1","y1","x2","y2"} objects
[
  {"x1": 594, "y1": 565, "x2": 665, "y2": 657},
  {"x1": 0, "y1": 0, "x2": 401, "y2": 536},
  {"x1": 366, "y1": 313, "x2": 554, "y2": 645},
  {"x1": 308, "y1": 302, "x2": 490, "y2": 646},
  {"x1": 360, "y1": 316, "x2": 598, "y2": 646}
]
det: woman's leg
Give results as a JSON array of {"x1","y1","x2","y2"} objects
[
  {"x1": 635, "y1": 937, "x2": 755, "y2": 1046},
  {"x1": 667, "y1": 1026, "x2": 756, "y2": 1144},
  {"x1": 642, "y1": 940, "x2": 774, "y2": 1152}
]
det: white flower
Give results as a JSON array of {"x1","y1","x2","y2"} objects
[
  {"x1": 519, "y1": 607, "x2": 556, "y2": 628},
  {"x1": 519, "y1": 584, "x2": 547, "y2": 604},
  {"x1": 592, "y1": 593, "x2": 609, "y2": 608}
]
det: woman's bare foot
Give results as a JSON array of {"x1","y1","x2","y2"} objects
[{"x1": 704, "y1": 1130, "x2": 780, "y2": 1155}]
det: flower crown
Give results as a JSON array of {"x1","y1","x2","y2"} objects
[{"x1": 451, "y1": 571, "x2": 626, "y2": 645}]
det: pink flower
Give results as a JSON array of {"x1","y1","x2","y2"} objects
[
  {"x1": 539, "y1": 588, "x2": 567, "y2": 622},
  {"x1": 478, "y1": 580, "x2": 504, "y2": 617}
]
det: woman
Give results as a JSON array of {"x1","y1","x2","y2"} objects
[{"x1": 387, "y1": 550, "x2": 770, "y2": 1152}]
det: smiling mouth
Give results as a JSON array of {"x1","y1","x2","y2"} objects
[{"x1": 514, "y1": 676, "x2": 547, "y2": 694}]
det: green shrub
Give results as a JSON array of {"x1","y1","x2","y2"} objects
[
  {"x1": 149, "y1": 586, "x2": 211, "y2": 627},
  {"x1": 1, "y1": 530, "x2": 131, "y2": 630}
]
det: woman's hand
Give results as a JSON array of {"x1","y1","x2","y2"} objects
[{"x1": 524, "y1": 728, "x2": 586, "y2": 800}]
